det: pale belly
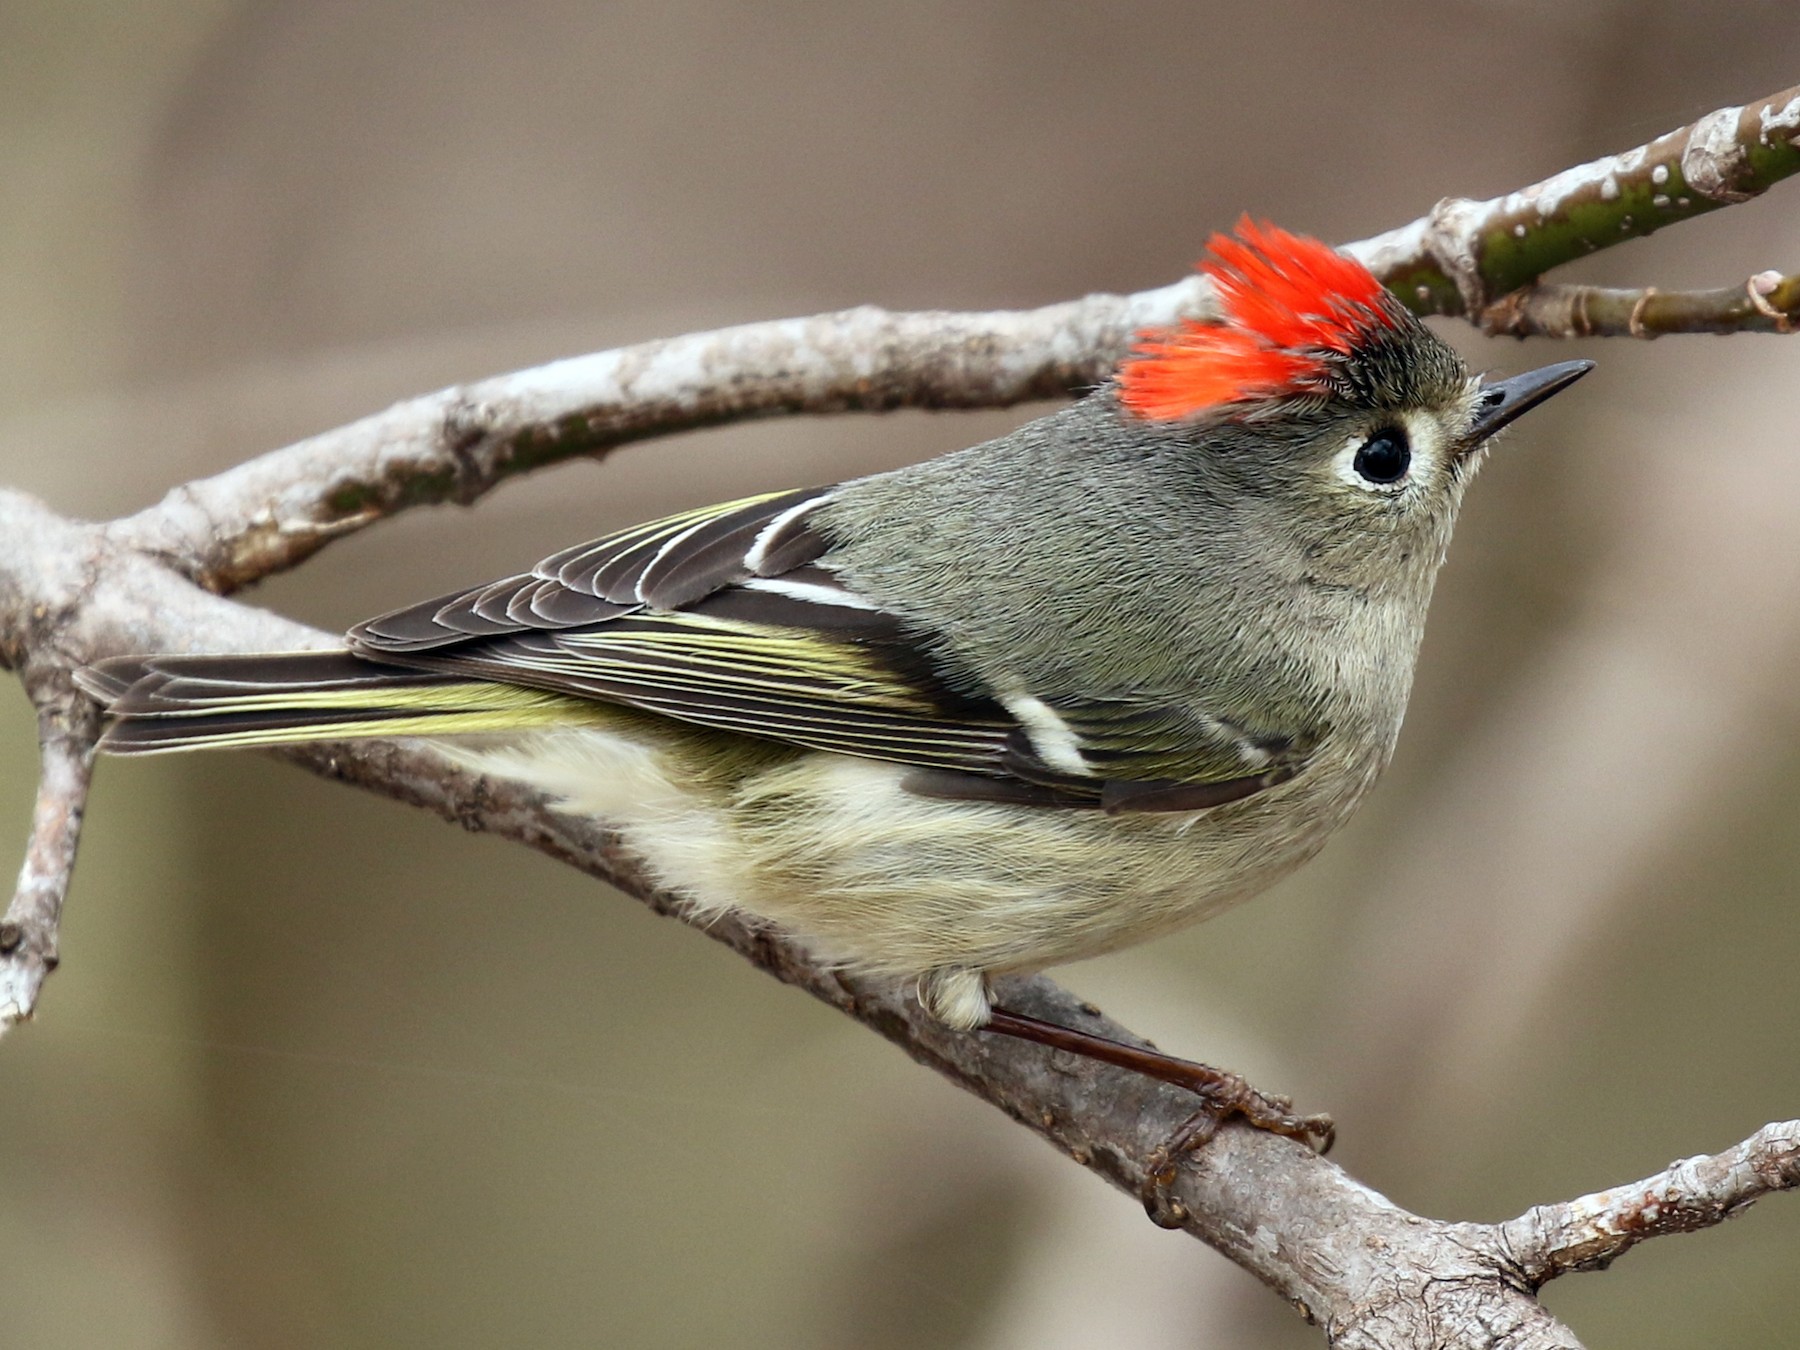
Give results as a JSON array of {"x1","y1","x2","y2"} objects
[{"x1": 449, "y1": 726, "x2": 1382, "y2": 1009}]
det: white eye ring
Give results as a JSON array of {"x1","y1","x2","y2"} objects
[
  {"x1": 1332, "y1": 410, "x2": 1443, "y2": 494},
  {"x1": 1334, "y1": 428, "x2": 1409, "y2": 493}
]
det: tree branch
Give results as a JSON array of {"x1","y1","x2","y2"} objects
[
  {"x1": 1478, "y1": 270, "x2": 1800, "y2": 339},
  {"x1": 108, "y1": 84, "x2": 1800, "y2": 599},
  {"x1": 1499, "y1": 1120, "x2": 1800, "y2": 1285},
  {"x1": 0, "y1": 680, "x2": 95, "y2": 1023},
  {"x1": 1353, "y1": 84, "x2": 1800, "y2": 315},
  {"x1": 108, "y1": 286, "x2": 1210, "y2": 594}
]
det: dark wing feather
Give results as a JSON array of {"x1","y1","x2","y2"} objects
[
  {"x1": 541, "y1": 487, "x2": 829, "y2": 609},
  {"x1": 344, "y1": 488, "x2": 1311, "y2": 811},
  {"x1": 1001, "y1": 697, "x2": 1317, "y2": 813},
  {"x1": 346, "y1": 488, "x2": 1022, "y2": 778},
  {"x1": 400, "y1": 618, "x2": 1014, "y2": 775},
  {"x1": 351, "y1": 487, "x2": 832, "y2": 652}
]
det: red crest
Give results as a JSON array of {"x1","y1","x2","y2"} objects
[{"x1": 1118, "y1": 219, "x2": 1404, "y2": 421}]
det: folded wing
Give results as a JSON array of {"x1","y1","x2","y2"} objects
[{"x1": 97, "y1": 487, "x2": 1313, "y2": 812}]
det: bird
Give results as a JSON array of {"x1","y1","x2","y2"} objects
[{"x1": 79, "y1": 221, "x2": 1591, "y2": 1150}]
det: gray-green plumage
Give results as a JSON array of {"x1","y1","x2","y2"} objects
[{"x1": 79, "y1": 231, "x2": 1591, "y2": 1031}]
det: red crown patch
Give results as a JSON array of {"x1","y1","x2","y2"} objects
[{"x1": 1118, "y1": 219, "x2": 1404, "y2": 421}]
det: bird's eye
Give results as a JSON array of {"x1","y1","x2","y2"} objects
[{"x1": 1352, "y1": 427, "x2": 1411, "y2": 486}]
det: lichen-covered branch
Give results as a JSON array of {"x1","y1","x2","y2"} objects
[
  {"x1": 1353, "y1": 84, "x2": 1800, "y2": 315},
  {"x1": 0, "y1": 513, "x2": 106, "y2": 1023}
]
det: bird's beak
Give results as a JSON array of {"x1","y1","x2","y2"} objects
[{"x1": 1467, "y1": 359, "x2": 1594, "y2": 443}]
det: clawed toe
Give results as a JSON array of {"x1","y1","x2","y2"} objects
[
  {"x1": 1139, "y1": 1078, "x2": 1335, "y2": 1224},
  {"x1": 1155, "y1": 1065, "x2": 1334, "y2": 1156},
  {"x1": 976, "y1": 1005, "x2": 1335, "y2": 1215},
  {"x1": 1216, "y1": 1076, "x2": 1335, "y2": 1154}
]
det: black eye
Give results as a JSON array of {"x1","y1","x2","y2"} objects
[{"x1": 1353, "y1": 427, "x2": 1411, "y2": 485}]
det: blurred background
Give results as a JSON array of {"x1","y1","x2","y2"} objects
[{"x1": 2, "y1": 2, "x2": 1799, "y2": 1346}]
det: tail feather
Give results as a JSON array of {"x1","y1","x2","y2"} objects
[{"x1": 77, "y1": 651, "x2": 600, "y2": 755}]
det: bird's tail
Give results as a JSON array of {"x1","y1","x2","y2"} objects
[{"x1": 76, "y1": 651, "x2": 599, "y2": 755}]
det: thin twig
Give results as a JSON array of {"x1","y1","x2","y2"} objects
[
  {"x1": 1479, "y1": 271, "x2": 1800, "y2": 338},
  {"x1": 1498, "y1": 1119, "x2": 1800, "y2": 1284},
  {"x1": 0, "y1": 678, "x2": 97, "y2": 1023}
]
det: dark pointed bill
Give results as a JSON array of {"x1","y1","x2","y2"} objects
[{"x1": 1467, "y1": 359, "x2": 1594, "y2": 443}]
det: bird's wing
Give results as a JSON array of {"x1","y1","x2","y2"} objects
[
  {"x1": 349, "y1": 487, "x2": 838, "y2": 650},
  {"x1": 350, "y1": 487, "x2": 1019, "y2": 775},
  {"x1": 349, "y1": 489, "x2": 1312, "y2": 811},
  {"x1": 997, "y1": 696, "x2": 1318, "y2": 813}
]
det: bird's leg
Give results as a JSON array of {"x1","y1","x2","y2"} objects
[{"x1": 981, "y1": 1007, "x2": 1335, "y2": 1179}]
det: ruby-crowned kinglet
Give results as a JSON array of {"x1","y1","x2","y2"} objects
[{"x1": 80, "y1": 222, "x2": 1590, "y2": 1145}]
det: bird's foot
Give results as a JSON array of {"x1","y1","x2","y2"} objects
[
  {"x1": 978, "y1": 1006, "x2": 1332, "y2": 1225},
  {"x1": 1150, "y1": 1070, "x2": 1335, "y2": 1160},
  {"x1": 1134, "y1": 1070, "x2": 1332, "y2": 1228}
]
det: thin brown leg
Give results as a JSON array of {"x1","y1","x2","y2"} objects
[{"x1": 983, "y1": 1007, "x2": 1335, "y2": 1157}]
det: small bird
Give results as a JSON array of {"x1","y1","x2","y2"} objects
[{"x1": 80, "y1": 222, "x2": 1590, "y2": 1148}]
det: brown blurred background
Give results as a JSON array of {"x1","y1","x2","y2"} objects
[{"x1": 3, "y1": 3, "x2": 1799, "y2": 1346}]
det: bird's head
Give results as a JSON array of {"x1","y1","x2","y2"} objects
[{"x1": 1115, "y1": 220, "x2": 1590, "y2": 596}]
